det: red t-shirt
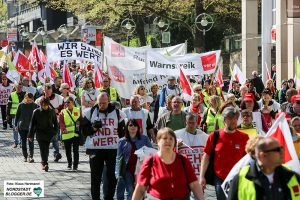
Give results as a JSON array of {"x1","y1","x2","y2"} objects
[
  {"x1": 204, "y1": 129, "x2": 249, "y2": 180},
  {"x1": 138, "y1": 153, "x2": 197, "y2": 200}
]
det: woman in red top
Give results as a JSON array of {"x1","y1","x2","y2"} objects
[{"x1": 132, "y1": 127, "x2": 204, "y2": 200}]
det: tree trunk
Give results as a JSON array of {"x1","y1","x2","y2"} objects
[
  {"x1": 194, "y1": 0, "x2": 204, "y2": 53},
  {"x1": 134, "y1": 15, "x2": 147, "y2": 46}
]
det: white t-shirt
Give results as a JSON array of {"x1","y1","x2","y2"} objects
[
  {"x1": 175, "y1": 128, "x2": 208, "y2": 176},
  {"x1": 0, "y1": 84, "x2": 13, "y2": 105}
]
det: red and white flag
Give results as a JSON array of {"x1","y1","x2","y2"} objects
[
  {"x1": 62, "y1": 61, "x2": 75, "y2": 90},
  {"x1": 216, "y1": 67, "x2": 223, "y2": 86},
  {"x1": 13, "y1": 50, "x2": 34, "y2": 79},
  {"x1": 266, "y1": 113, "x2": 300, "y2": 174},
  {"x1": 31, "y1": 42, "x2": 45, "y2": 82},
  {"x1": 94, "y1": 64, "x2": 104, "y2": 88},
  {"x1": 39, "y1": 50, "x2": 47, "y2": 64},
  {"x1": 45, "y1": 62, "x2": 58, "y2": 81},
  {"x1": 180, "y1": 68, "x2": 192, "y2": 101},
  {"x1": 265, "y1": 62, "x2": 271, "y2": 81},
  {"x1": 233, "y1": 64, "x2": 246, "y2": 85}
]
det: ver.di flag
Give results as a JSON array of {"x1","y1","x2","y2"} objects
[
  {"x1": 180, "y1": 67, "x2": 192, "y2": 101},
  {"x1": 62, "y1": 61, "x2": 75, "y2": 90},
  {"x1": 221, "y1": 113, "x2": 300, "y2": 197},
  {"x1": 233, "y1": 64, "x2": 246, "y2": 85}
]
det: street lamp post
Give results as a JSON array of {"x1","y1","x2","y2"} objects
[
  {"x1": 18, "y1": 25, "x2": 29, "y2": 53},
  {"x1": 121, "y1": 19, "x2": 136, "y2": 46},
  {"x1": 153, "y1": 17, "x2": 169, "y2": 47},
  {"x1": 195, "y1": 13, "x2": 214, "y2": 51}
]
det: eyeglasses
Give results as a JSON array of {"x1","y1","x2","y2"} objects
[
  {"x1": 128, "y1": 124, "x2": 136, "y2": 127},
  {"x1": 172, "y1": 101, "x2": 182, "y2": 104},
  {"x1": 263, "y1": 146, "x2": 283, "y2": 153}
]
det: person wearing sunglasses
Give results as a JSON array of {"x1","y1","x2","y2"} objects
[
  {"x1": 134, "y1": 85, "x2": 153, "y2": 111},
  {"x1": 59, "y1": 97, "x2": 81, "y2": 171},
  {"x1": 115, "y1": 119, "x2": 152, "y2": 200},
  {"x1": 59, "y1": 83, "x2": 77, "y2": 105},
  {"x1": 0, "y1": 73, "x2": 13, "y2": 130},
  {"x1": 99, "y1": 76, "x2": 120, "y2": 103},
  {"x1": 81, "y1": 78, "x2": 99, "y2": 117},
  {"x1": 228, "y1": 137, "x2": 300, "y2": 200}
]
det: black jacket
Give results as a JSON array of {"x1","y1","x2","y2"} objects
[
  {"x1": 228, "y1": 162, "x2": 300, "y2": 200},
  {"x1": 28, "y1": 107, "x2": 59, "y2": 142},
  {"x1": 15, "y1": 102, "x2": 38, "y2": 131}
]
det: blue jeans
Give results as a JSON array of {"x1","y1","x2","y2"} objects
[
  {"x1": 214, "y1": 176, "x2": 226, "y2": 200},
  {"x1": 116, "y1": 171, "x2": 134, "y2": 200},
  {"x1": 51, "y1": 132, "x2": 60, "y2": 156},
  {"x1": 12, "y1": 118, "x2": 19, "y2": 145}
]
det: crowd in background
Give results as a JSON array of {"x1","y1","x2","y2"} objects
[{"x1": 1, "y1": 59, "x2": 300, "y2": 200}]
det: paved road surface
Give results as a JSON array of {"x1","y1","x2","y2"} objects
[{"x1": 0, "y1": 128, "x2": 217, "y2": 199}]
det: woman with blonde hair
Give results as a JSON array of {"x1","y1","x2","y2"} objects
[
  {"x1": 81, "y1": 78, "x2": 99, "y2": 116},
  {"x1": 134, "y1": 85, "x2": 153, "y2": 111},
  {"x1": 132, "y1": 127, "x2": 204, "y2": 200},
  {"x1": 265, "y1": 79, "x2": 279, "y2": 102},
  {"x1": 15, "y1": 93, "x2": 38, "y2": 162}
]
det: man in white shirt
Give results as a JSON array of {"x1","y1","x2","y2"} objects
[{"x1": 176, "y1": 113, "x2": 208, "y2": 177}]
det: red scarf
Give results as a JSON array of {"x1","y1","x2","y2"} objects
[{"x1": 190, "y1": 104, "x2": 201, "y2": 126}]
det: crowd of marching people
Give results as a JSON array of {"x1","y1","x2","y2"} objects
[{"x1": 2, "y1": 56, "x2": 300, "y2": 200}]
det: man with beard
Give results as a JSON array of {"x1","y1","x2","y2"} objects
[{"x1": 200, "y1": 106, "x2": 249, "y2": 200}]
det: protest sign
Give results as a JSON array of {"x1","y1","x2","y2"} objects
[
  {"x1": 108, "y1": 66, "x2": 169, "y2": 99},
  {"x1": 146, "y1": 50, "x2": 221, "y2": 76},
  {"x1": 46, "y1": 42, "x2": 103, "y2": 65}
]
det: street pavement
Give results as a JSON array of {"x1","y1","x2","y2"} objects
[{"x1": 0, "y1": 128, "x2": 217, "y2": 200}]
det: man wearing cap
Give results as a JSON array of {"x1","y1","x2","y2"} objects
[
  {"x1": 200, "y1": 107, "x2": 249, "y2": 200},
  {"x1": 238, "y1": 110, "x2": 264, "y2": 138},
  {"x1": 285, "y1": 94, "x2": 300, "y2": 119},
  {"x1": 22, "y1": 77, "x2": 36, "y2": 96},
  {"x1": 159, "y1": 76, "x2": 181, "y2": 107},
  {"x1": 240, "y1": 92, "x2": 267, "y2": 132},
  {"x1": 7, "y1": 82, "x2": 26, "y2": 148},
  {"x1": 99, "y1": 76, "x2": 120, "y2": 103},
  {"x1": 281, "y1": 88, "x2": 298, "y2": 112}
]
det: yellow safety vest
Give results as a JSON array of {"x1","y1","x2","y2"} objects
[
  {"x1": 10, "y1": 92, "x2": 19, "y2": 115},
  {"x1": 238, "y1": 127, "x2": 258, "y2": 139},
  {"x1": 62, "y1": 107, "x2": 80, "y2": 140},
  {"x1": 99, "y1": 87, "x2": 117, "y2": 101},
  {"x1": 78, "y1": 88, "x2": 83, "y2": 97},
  {"x1": 206, "y1": 108, "x2": 223, "y2": 133},
  {"x1": 238, "y1": 165, "x2": 300, "y2": 200}
]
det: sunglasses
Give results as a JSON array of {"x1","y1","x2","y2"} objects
[
  {"x1": 263, "y1": 146, "x2": 283, "y2": 153},
  {"x1": 65, "y1": 101, "x2": 71, "y2": 104},
  {"x1": 140, "y1": 88, "x2": 145, "y2": 90},
  {"x1": 64, "y1": 88, "x2": 70, "y2": 90},
  {"x1": 128, "y1": 124, "x2": 136, "y2": 127},
  {"x1": 87, "y1": 82, "x2": 92, "y2": 84},
  {"x1": 295, "y1": 101, "x2": 300, "y2": 105}
]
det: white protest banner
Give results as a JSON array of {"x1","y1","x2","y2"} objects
[
  {"x1": 46, "y1": 42, "x2": 102, "y2": 65},
  {"x1": 108, "y1": 65, "x2": 169, "y2": 99},
  {"x1": 146, "y1": 50, "x2": 221, "y2": 76},
  {"x1": 103, "y1": 36, "x2": 186, "y2": 71}
]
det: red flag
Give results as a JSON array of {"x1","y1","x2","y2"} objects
[
  {"x1": 216, "y1": 67, "x2": 223, "y2": 86},
  {"x1": 39, "y1": 50, "x2": 47, "y2": 64},
  {"x1": 13, "y1": 50, "x2": 35, "y2": 79},
  {"x1": 63, "y1": 62, "x2": 75, "y2": 90},
  {"x1": 266, "y1": 113, "x2": 300, "y2": 174},
  {"x1": 94, "y1": 64, "x2": 104, "y2": 88},
  {"x1": 31, "y1": 42, "x2": 45, "y2": 82},
  {"x1": 180, "y1": 68, "x2": 192, "y2": 100},
  {"x1": 265, "y1": 62, "x2": 271, "y2": 81}
]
